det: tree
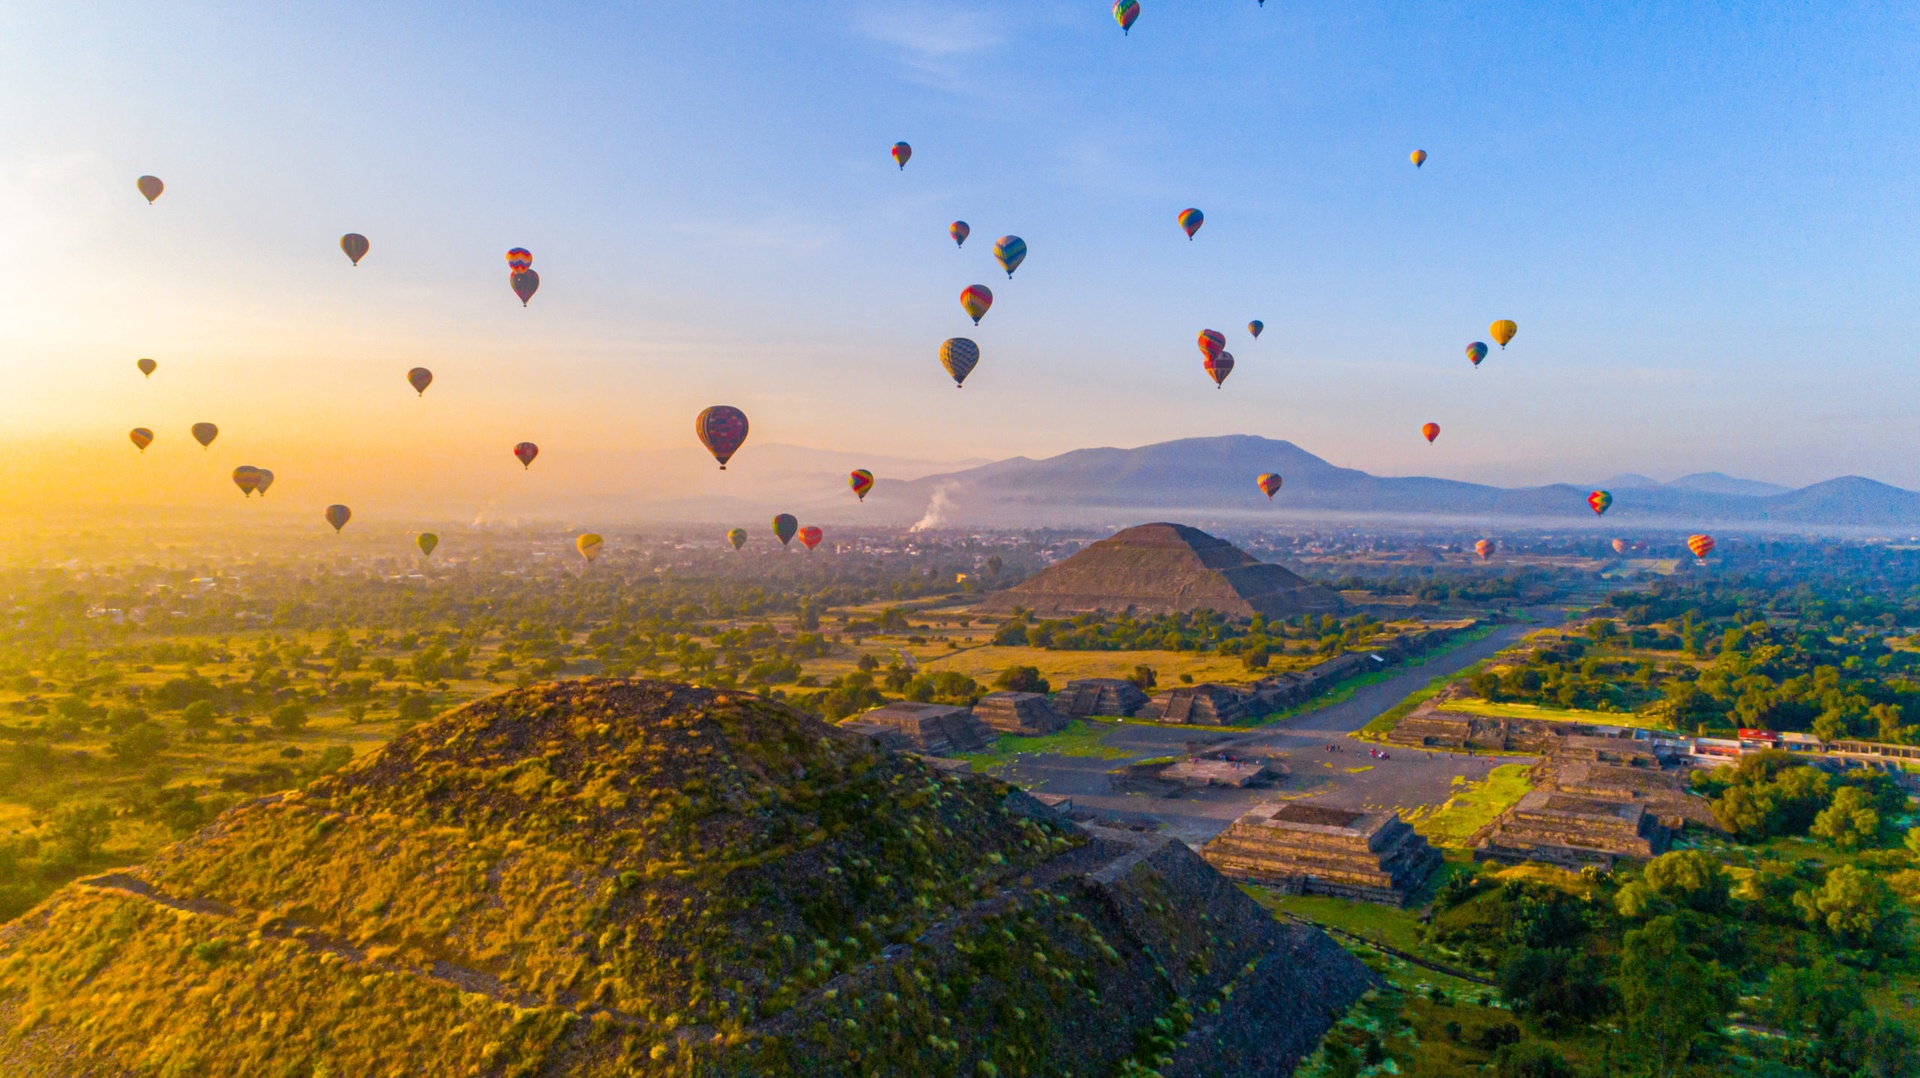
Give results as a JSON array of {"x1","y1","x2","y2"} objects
[
  {"x1": 181, "y1": 700, "x2": 218, "y2": 732},
  {"x1": 1811, "y1": 785, "x2": 1880, "y2": 849},
  {"x1": 994, "y1": 666, "x2": 1048, "y2": 694},
  {"x1": 1617, "y1": 916, "x2": 1735, "y2": 1078},
  {"x1": 269, "y1": 703, "x2": 309, "y2": 735},
  {"x1": 108, "y1": 722, "x2": 169, "y2": 765},
  {"x1": 1494, "y1": 1042, "x2": 1575, "y2": 1078},
  {"x1": 1617, "y1": 849, "x2": 1730, "y2": 917},
  {"x1": 1793, "y1": 864, "x2": 1903, "y2": 948},
  {"x1": 1497, "y1": 947, "x2": 1614, "y2": 1030},
  {"x1": 1129, "y1": 665, "x2": 1157, "y2": 691},
  {"x1": 1241, "y1": 644, "x2": 1270, "y2": 672},
  {"x1": 1757, "y1": 959, "x2": 1861, "y2": 1039}
]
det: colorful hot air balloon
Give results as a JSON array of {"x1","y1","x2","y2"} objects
[
  {"x1": 695, "y1": 405, "x2": 750, "y2": 469},
  {"x1": 191, "y1": 422, "x2": 218, "y2": 449},
  {"x1": 950, "y1": 221, "x2": 969, "y2": 247},
  {"x1": 1114, "y1": 0, "x2": 1140, "y2": 33},
  {"x1": 136, "y1": 176, "x2": 163, "y2": 204},
  {"x1": 940, "y1": 337, "x2": 979, "y2": 388},
  {"x1": 232, "y1": 466, "x2": 262, "y2": 497},
  {"x1": 324, "y1": 504, "x2": 352, "y2": 533},
  {"x1": 506, "y1": 248, "x2": 532, "y2": 272},
  {"x1": 1421, "y1": 422, "x2": 1440, "y2": 443},
  {"x1": 1178, "y1": 208, "x2": 1203, "y2": 239},
  {"x1": 799, "y1": 526, "x2": 823, "y2": 551},
  {"x1": 891, "y1": 142, "x2": 912, "y2": 169},
  {"x1": 993, "y1": 235, "x2": 1026, "y2": 278},
  {"x1": 340, "y1": 233, "x2": 369, "y2": 266},
  {"x1": 128, "y1": 428, "x2": 153, "y2": 452},
  {"x1": 1490, "y1": 320, "x2": 1517, "y2": 348},
  {"x1": 417, "y1": 533, "x2": 439, "y2": 557},
  {"x1": 1612, "y1": 539, "x2": 1629, "y2": 555},
  {"x1": 1204, "y1": 352, "x2": 1233, "y2": 388},
  {"x1": 1466, "y1": 341, "x2": 1488, "y2": 368},
  {"x1": 960, "y1": 284, "x2": 993, "y2": 325},
  {"x1": 1588, "y1": 490, "x2": 1613, "y2": 516},
  {"x1": 577, "y1": 534, "x2": 603, "y2": 563},
  {"x1": 407, "y1": 367, "x2": 433, "y2": 396},
  {"x1": 849, "y1": 469, "x2": 874, "y2": 501},
  {"x1": 1247, "y1": 321, "x2": 1263, "y2": 339},
  {"x1": 1257, "y1": 473, "x2": 1283, "y2": 499},
  {"x1": 772, "y1": 514, "x2": 798, "y2": 546},
  {"x1": 513, "y1": 441, "x2": 539, "y2": 469},
  {"x1": 254, "y1": 469, "x2": 274, "y2": 496},
  {"x1": 1197, "y1": 329, "x2": 1226, "y2": 361},
  {"x1": 726, "y1": 527, "x2": 748, "y2": 550},
  {"x1": 1687, "y1": 534, "x2": 1715, "y2": 559},
  {"x1": 137, "y1": 358, "x2": 156, "y2": 378},
  {"x1": 511, "y1": 270, "x2": 540, "y2": 306},
  {"x1": 1475, "y1": 539, "x2": 1495, "y2": 561},
  {"x1": 1411, "y1": 149, "x2": 1428, "y2": 168}
]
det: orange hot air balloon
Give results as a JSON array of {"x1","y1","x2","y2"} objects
[
  {"x1": 695, "y1": 405, "x2": 749, "y2": 469},
  {"x1": 231, "y1": 466, "x2": 262, "y2": 497},
  {"x1": 255, "y1": 469, "x2": 273, "y2": 495},
  {"x1": 506, "y1": 248, "x2": 532, "y2": 272},
  {"x1": 1421, "y1": 422, "x2": 1440, "y2": 443},
  {"x1": 1612, "y1": 539, "x2": 1629, "y2": 555},
  {"x1": 960, "y1": 284, "x2": 993, "y2": 324},
  {"x1": 1475, "y1": 539, "x2": 1495, "y2": 561},
  {"x1": 949, "y1": 221, "x2": 969, "y2": 247},
  {"x1": 726, "y1": 527, "x2": 748, "y2": 550},
  {"x1": 799, "y1": 526, "x2": 823, "y2": 551},
  {"x1": 891, "y1": 142, "x2": 912, "y2": 169},
  {"x1": 1197, "y1": 329, "x2": 1226, "y2": 361},
  {"x1": 1410, "y1": 149, "x2": 1428, "y2": 168},
  {"x1": 1687, "y1": 534, "x2": 1715, "y2": 559},
  {"x1": 1588, "y1": 490, "x2": 1613, "y2": 516},
  {"x1": 129, "y1": 428, "x2": 153, "y2": 452},
  {"x1": 407, "y1": 367, "x2": 433, "y2": 396},
  {"x1": 772, "y1": 513, "x2": 798, "y2": 546},
  {"x1": 191, "y1": 422, "x2": 218, "y2": 449},
  {"x1": 1204, "y1": 352, "x2": 1234, "y2": 387},
  {"x1": 340, "y1": 233, "x2": 369, "y2": 266},
  {"x1": 577, "y1": 534, "x2": 604, "y2": 563},
  {"x1": 324, "y1": 504, "x2": 352, "y2": 533},
  {"x1": 1490, "y1": 320, "x2": 1517, "y2": 348},
  {"x1": 136, "y1": 358, "x2": 156, "y2": 378},
  {"x1": 513, "y1": 442, "x2": 539, "y2": 469},
  {"x1": 849, "y1": 469, "x2": 874, "y2": 501},
  {"x1": 1257, "y1": 473, "x2": 1283, "y2": 499},
  {"x1": 136, "y1": 175, "x2": 163, "y2": 204},
  {"x1": 418, "y1": 533, "x2": 439, "y2": 557},
  {"x1": 511, "y1": 270, "x2": 539, "y2": 306}
]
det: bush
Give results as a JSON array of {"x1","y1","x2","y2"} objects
[
  {"x1": 108, "y1": 722, "x2": 169, "y2": 765},
  {"x1": 181, "y1": 700, "x2": 218, "y2": 731},
  {"x1": 993, "y1": 666, "x2": 1049, "y2": 694},
  {"x1": 1493, "y1": 1042, "x2": 1574, "y2": 1078},
  {"x1": 269, "y1": 703, "x2": 309, "y2": 735},
  {"x1": 1474, "y1": 1022, "x2": 1521, "y2": 1051},
  {"x1": 396, "y1": 695, "x2": 435, "y2": 724},
  {"x1": 1129, "y1": 665, "x2": 1157, "y2": 690},
  {"x1": 1497, "y1": 947, "x2": 1614, "y2": 1030}
]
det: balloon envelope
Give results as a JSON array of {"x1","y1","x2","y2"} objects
[
  {"x1": 418, "y1": 533, "x2": 439, "y2": 557},
  {"x1": 506, "y1": 248, "x2": 532, "y2": 272},
  {"x1": 849, "y1": 469, "x2": 874, "y2": 501},
  {"x1": 407, "y1": 367, "x2": 433, "y2": 396},
  {"x1": 1421, "y1": 422, "x2": 1440, "y2": 443},
  {"x1": 799, "y1": 526, "x2": 823, "y2": 551},
  {"x1": 940, "y1": 338, "x2": 979, "y2": 387},
  {"x1": 993, "y1": 235, "x2": 1026, "y2": 278},
  {"x1": 1204, "y1": 352, "x2": 1233, "y2": 387},
  {"x1": 136, "y1": 175, "x2": 163, "y2": 203},
  {"x1": 511, "y1": 270, "x2": 539, "y2": 306},
  {"x1": 772, "y1": 513, "x2": 798, "y2": 546},
  {"x1": 340, "y1": 233, "x2": 369, "y2": 266},
  {"x1": 129, "y1": 428, "x2": 153, "y2": 452},
  {"x1": 1411, "y1": 149, "x2": 1428, "y2": 168},
  {"x1": 1490, "y1": 320, "x2": 1517, "y2": 348},
  {"x1": 726, "y1": 527, "x2": 748, "y2": 550},
  {"x1": 191, "y1": 422, "x2": 218, "y2": 448},
  {"x1": 513, "y1": 442, "x2": 539, "y2": 469},
  {"x1": 1114, "y1": 0, "x2": 1139, "y2": 32},
  {"x1": 1257, "y1": 473, "x2": 1282, "y2": 499},
  {"x1": 1178, "y1": 208, "x2": 1203, "y2": 239},
  {"x1": 254, "y1": 469, "x2": 274, "y2": 495},
  {"x1": 136, "y1": 358, "x2": 156, "y2": 378},
  {"x1": 960, "y1": 284, "x2": 993, "y2": 324},
  {"x1": 891, "y1": 142, "x2": 911, "y2": 169},
  {"x1": 1197, "y1": 329, "x2": 1226, "y2": 361},
  {"x1": 232, "y1": 465, "x2": 262, "y2": 495},
  {"x1": 1687, "y1": 534, "x2": 1715, "y2": 559},
  {"x1": 577, "y1": 534, "x2": 604, "y2": 562},
  {"x1": 1588, "y1": 490, "x2": 1613, "y2": 516},
  {"x1": 1612, "y1": 539, "x2": 1629, "y2": 555},
  {"x1": 324, "y1": 505, "x2": 351, "y2": 533},
  {"x1": 1247, "y1": 320, "x2": 1263, "y2": 339},
  {"x1": 949, "y1": 221, "x2": 969, "y2": 247},
  {"x1": 695, "y1": 405, "x2": 750, "y2": 469},
  {"x1": 1466, "y1": 342, "x2": 1488, "y2": 367},
  {"x1": 1475, "y1": 539, "x2": 1494, "y2": 560}
]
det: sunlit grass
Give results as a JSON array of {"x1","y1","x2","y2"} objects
[{"x1": 1400, "y1": 764, "x2": 1533, "y2": 848}]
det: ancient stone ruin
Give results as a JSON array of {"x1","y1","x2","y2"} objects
[
  {"x1": 839, "y1": 701, "x2": 996, "y2": 756},
  {"x1": 1056, "y1": 677, "x2": 1153, "y2": 719},
  {"x1": 972, "y1": 690, "x2": 1069, "y2": 735},
  {"x1": 1471, "y1": 790, "x2": 1668, "y2": 871},
  {"x1": 1201, "y1": 802, "x2": 1443, "y2": 906}
]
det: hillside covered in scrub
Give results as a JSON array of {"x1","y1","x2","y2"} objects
[{"x1": 0, "y1": 679, "x2": 1370, "y2": 1077}]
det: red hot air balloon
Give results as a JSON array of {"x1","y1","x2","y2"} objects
[
  {"x1": 325, "y1": 504, "x2": 352, "y2": 533},
  {"x1": 137, "y1": 358, "x2": 156, "y2": 378},
  {"x1": 1475, "y1": 539, "x2": 1495, "y2": 561},
  {"x1": 513, "y1": 441, "x2": 539, "y2": 469},
  {"x1": 129, "y1": 428, "x2": 153, "y2": 452},
  {"x1": 511, "y1": 270, "x2": 539, "y2": 306},
  {"x1": 191, "y1": 422, "x2": 218, "y2": 449},
  {"x1": 1204, "y1": 352, "x2": 1233, "y2": 388},
  {"x1": 506, "y1": 248, "x2": 532, "y2": 272},
  {"x1": 695, "y1": 406, "x2": 749, "y2": 469},
  {"x1": 960, "y1": 284, "x2": 993, "y2": 324},
  {"x1": 1178, "y1": 208, "x2": 1203, "y2": 239},
  {"x1": 1197, "y1": 329, "x2": 1226, "y2": 362},
  {"x1": 136, "y1": 175, "x2": 164, "y2": 204},
  {"x1": 1687, "y1": 534, "x2": 1715, "y2": 559},
  {"x1": 407, "y1": 367, "x2": 433, "y2": 396},
  {"x1": 772, "y1": 513, "x2": 798, "y2": 546},
  {"x1": 1257, "y1": 473, "x2": 1282, "y2": 499},
  {"x1": 891, "y1": 142, "x2": 912, "y2": 169},
  {"x1": 1421, "y1": 422, "x2": 1440, "y2": 444},
  {"x1": 340, "y1": 233, "x2": 369, "y2": 266},
  {"x1": 799, "y1": 526, "x2": 823, "y2": 551},
  {"x1": 949, "y1": 221, "x2": 969, "y2": 247},
  {"x1": 1588, "y1": 490, "x2": 1613, "y2": 516},
  {"x1": 232, "y1": 466, "x2": 262, "y2": 497},
  {"x1": 849, "y1": 469, "x2": 874, "y2": 501}
]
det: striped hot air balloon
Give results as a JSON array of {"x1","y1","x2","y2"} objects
[
  {"x1": 695, "y1": 406, "x2": 750, "y2": 469},
  {"x1": 324, "y1": 504, "x2": 352, "y2": 533},
  {"x1": 950, "y1": 221, "x2": 969, "y2": 247},
  {"x1": 1178, "y1": 207, "x2": 1203, "y2": 239},
  {"x1": 1467, "y1": 342, "x2": 1488, "y2": 367},
  {"x1": 726, "y1": 527, "x2": 748, "y2": 550},
  {"x1": 128, "y1": 428, "x2": 153, "y2": 452},
  {"x1": 1687, "y1": 534, "x2": 1715, "y2": 559},
  {"x1": 940, "y1": 338, "x2": 979, "y2": 388},
  {"x1": 1197, "y1": 329, "x2": 1226, "y2": 362},
  {"x1": 1588, "y1": 490, "x2": 1613, "y2": 516},
  {"x1": 506, "y1": 248, "x2": 532, "y2": 272},
  {"x1": 1257, "y1": 474, "x2": 1283, "y2": 499},
  {"x1": 799, "y1": 526, "x2": 823, "y2": 551},
  {"x1": 1114, "y1": 0, "x2": 1140, "y2": 33},
  {"x1": 993, "y1": 235, "x2": 1026, "y2": 278},
  {"x1": 232, "y1": 466, "x2": 261, "y2": 497},
  {"x1": 1204, "y1": 352, "x2": 1233, "y2": 388},
  {"x1": 849, "y1": 469, "x2": 874, "y2": 501},
  {"x1": 960, "y1": 284, "x2": 993, "y2": 324}
]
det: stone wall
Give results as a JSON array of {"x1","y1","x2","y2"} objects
[
  {"x1": 1201, "y1": 803, "x2": 1443, "y2": 906},
  {"x1": 973, "y1": 691, "x2": 1069, "y2": 735}
]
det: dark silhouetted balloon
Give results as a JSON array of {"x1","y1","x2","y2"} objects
[
  {"x1": 1178, "y1": 208, "x2": 1203, "y2": 239},
  {"x1": 1475, "y1": 539, "x2": 1494, "y2": 561},
  {"x1": 695, "y1": 406, "x2": 749, "y2": 469},
  {"x1": 1421, "y1": 422, "x2": 1440, "y2": 443},
  {"x1": 137, "y1": 358, "x2": 156, "y2": 378},
  {"x1": 418, "y1": 533, "x2": 439, "y2": 557},
  {"x1": 892, "y1": 142, "x2": 912, "y2": 169},
  {"x1": 325, "y1": 504, "x2": 351, "y2": 533},
  {"x1": 727, "y1": 527, "x2": 748, "y2": 550},
  {"x1": 799, "y1": 526, "x2": 823, "y2": 551},
  {"x1": 511, "y1": 270, "x2": 539, "y2": 306},
  {"x1": 232, "y1": 466, "x2": 261, "y2": 497},
  {"x1": 1204, "y1": 352, "x2": 1233, "y2": 387},
  {"x1": 129, "y1": 428, "x2": 153, "y2": 452},
  {"x1": 255, "y1": 469, "x2": 274, "y2": 495},
  {"x1": 772, "y1": 513, "x2": 798, "y2": 546},
  {"x1": 340, "y1": 233, "x2": 369, "y2": 266},
  {"x1": 136, "y1": 176, "x2": 163, "y2": 204},
  {"x1": 1257, "y1": 473, "x2": 1282, "y2": 499},
  {"x1": 849, "y1": 469, "x2": 874, "y2": 501},
  {"x1": 191, "y1": 422, "x2": 218, "y2": 449},
  {"x1": 950, "y1": 221, "x2": 969, "y2": 247},
  {"x1": 940, "y1": 338, "x2": 979, "y2": 388},
  {"x1": 994, "y1": 235, "x2": 1026, "y2": 278},
  {"x1": 960, "y1": 284, "x2": 992, "y2": 324},
  {"x1": 513, "y1": 442, "x2": 539, "y2": 469},
  {"x1": 1247, "y1": 321, "x2": 1263, "y2": 339},
  {"x1": 407, "y1": 367, "x2": 433, "y2": 396}
]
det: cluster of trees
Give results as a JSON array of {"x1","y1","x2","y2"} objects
[
  {"x1": 989, "y1": 609, "x2": 1385, "y2": 664},
  {"x1": 1692, "y1": 751, "x2": 1905, "y2": 846}
]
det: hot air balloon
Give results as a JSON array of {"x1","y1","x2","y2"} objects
[
  {"x1": 1464, "y1": 343, "x2": 1488, "y2": 369},
  {"x1": 232, "y1": 466, "x2": 262, "y2": 497},
  {"x1": 513, "y1": 442, "x2": 539, "y2": 469},
  {"x1": 340, "y1": 233, "x2": 369, "y2": 266},
  {"x1": 950, "y1": 221, "x2": 969, "y2": 247},
  {"x1": 772, "y1": 514, "x2": 798, "y2": 546},
  {"x1": 849, "y1": 469, "x2": 874, "y2": 501},
  {"x1": 1490, "y1": 320, "x2": 1517, "y2": 348},
  {"x1": 506, "y1": 248, "x2": 532, "y2": 272},
  {"x1": 1588, "y1": 490, "x2": 1613, "y2": 516},
  {"x1": 1475, "y1": 539, "x2": 1495, "y2": 561},
  {"x1": 254, "y1": 469, "x2": 274, "y2": 496},
  {"x1": 1687, "y1": 534, "x2": 1715, "y2": 559},
  {"x1": 324, "y1": 504, "x2": 352, "y2": 533},
  {"x1": 577, "y1": 534, "x2": 604, "y2": 563},
  {"x1": 1247, "y1": 321, "x2": 1263, "y2": 339},
  {"x1": 1257, "y1": 473, "x2": 1282, "y2": 499},
  {"x1": 1612, "y1": 539, "x2": 1629, "y2": 555},
  {"x1": 136, "y1": 176, "x2": 164, "y2": 204},
  {"x1": 1114, "y1": 0, "x2": 1140, "y2": 33},
  {"x1": 1204, "y1": 352, "x2": 1233, "y2": 388},
  {"x1": 940, "y1": 337, "x2": 979, "y2": 388},
  {"x1": 129, "y1": 428, "x2": 153, "y2": 452},
  {"x1": 191, "y1": 422, "x2": 218, "y2": 449},
  {"x1": 891, "y1": 142, "x2": 912, "y2": 169},
  {"x1": 418, "y1": 533, "x2": 439, "y2": 557},
  {"x1": 695, "y1": 405, "x2": 750, "y2": 469},
  {"x1": 137, "y1": 358, "x2": 156, "y2": 378},
  {"x1": 960, "y1": 284, "x2": 993, "y2": 324},
  {"x1": 1421, "y1": 422, "x2": 1440, "y2": 443},
  {"x1": 1411, "y1": 149, "x2": 1428, "y2": 168},
  {"x1": 799, "y1": 526, "x2": 823, "y2": 551},
  {"x1": 511, "y1": 270, "x2": 539, "y2": 306},
  {"x1": 993, "y1": 235, "x2": 1026, "y2": 278},
  {"x1": 727, "y1": 527, "x2": 748, "y2": 550},
  {"x1": 1178, "y1": 208, "x2": 1203, "y2": 239},
  {"x1": 1197, "y1": 329, "x2": 1226, "y2": 361},
  {"x1": 407, "y1": 367, "x2": 433, "y2": 396}
]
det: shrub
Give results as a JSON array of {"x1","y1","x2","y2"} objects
[
  {"x1": 993, "y1": 666, "x2": 1049, "y2": 694},
  {"x1": 1493, "y1": 1042, "x2": 1574, "y2": 1078},
  {"x1": 181, "y1": 700, "x2": 218, "y2": 731},
  {"x1": 269, "y1": 703, "x2": 309, "y2": 735}
]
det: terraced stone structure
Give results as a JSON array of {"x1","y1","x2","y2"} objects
[
  {"x1": 1542, "y1": 760, "x2": 1718, "y2": 832},
  {"x1": 974, "y1": 522, "x2": 1342, "y2": 618},
  {"x1": 972, "y1": 690, "x2": 1068, "y2": 736},
  {"x1": 1472, "y1": 789, "x2": 1670, "y2": 871},
  {"x1": 1201, "y1": 802, "x2": 1443, "y2": 906},
  {"x1": 1056, "y1": 677, "x2": 1153, "y2": 719},
  {"x1": 839, "y1": 700, "x2": 996, "y2": 755}
]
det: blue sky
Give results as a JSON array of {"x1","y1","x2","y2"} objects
[{"x1": 3, "y1": 0, "x2": 1919, "y2": 511}]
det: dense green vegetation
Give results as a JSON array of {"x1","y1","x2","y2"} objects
[{"x1": 989, "y1": 609, "x2": 1390, "y2": 659}]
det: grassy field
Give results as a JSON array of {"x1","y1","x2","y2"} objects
[
  {"x1": 959, "y1": 718, "x2": 1138, "y2": 772},
  {"x1": 1400, "y1": 763, "x2": 1534, "y2": 848},
  {"x1": 1438, "y1": 697, "x2": 1679, "y2": 732}
]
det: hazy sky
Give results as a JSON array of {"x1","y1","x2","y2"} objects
[{"x1": 4, "y1": 1, "x2": 1920, "y2": 519}]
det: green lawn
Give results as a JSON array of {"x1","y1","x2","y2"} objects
[
  {"x1": 1400, "y1": 764, "x2": 1534, "y2": 848},
  {"x1": 958, "y1": 718, "x2": 1136, "y2": 772}
]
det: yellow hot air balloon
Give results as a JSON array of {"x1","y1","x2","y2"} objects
[
  {"x1": 1490, "y1": 320, "x2": 1517, "y2": 348},
  {"x1": 1410, "y1": 149, "x2": 1428, "y2": 168},
  {"x1": 577, "y1": 533, "x2": 604, "y2": 563}
]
